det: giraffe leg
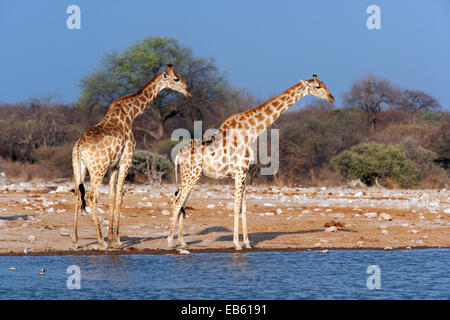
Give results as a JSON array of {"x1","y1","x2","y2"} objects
[
  {"x1": 107, "y1": 168, "x2": 118, "y2": 247},
  {"x1": 111, "y1": 160, "x2": 131, "y2": 249},
  {"x1": 168, "y1": 183, "x2": 194, "y2": 248},
  {"x1": 72, "y1": 188, "x2": 80, "y2": 249},
  {"x1": 177, "y1": 189, "x2": 192, "y2": 248},
  {"x1": 233, "y1": 172, "x2": 247, "y2": 251},
  {"x1": 86, "y1": 175, "x2": 107, "y2": 249},
  {"x1": 241, "y1": 185, "x2": 251, "y2": 249}
]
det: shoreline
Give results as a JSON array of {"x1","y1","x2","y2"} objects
[
  {"x1": 1, "y1": 183, "x2": 449, "y2": 256},
  {"x1": 1, "y1": 246, "x2": 450, "y2": 257}
]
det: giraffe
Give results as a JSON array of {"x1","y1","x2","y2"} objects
[
  {"x1": 72, "y1": 64, "x2": 191, "y2": 249},
  {"x1": 167, "y1": 74, "x2": 334, "y2": 250}
]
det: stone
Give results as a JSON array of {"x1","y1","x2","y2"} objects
[
  {"x1": 364, "y1": 212, "x2": 377, "y2": 218},
  {"x1": 324, "y1": 226, "x2": 337, "y2": 232},
  {"x1": 27, "y1": 235, "x2": 36, "y2": 242},
  {"x1": 60, "y1": 228, "x2": 71, "y2": 236},
  {"x1": 380, "y1": 213, "x2": 392, "y2": 221}
]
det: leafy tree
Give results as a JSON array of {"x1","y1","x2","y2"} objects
[
  {"x1": 78, "y1": 37, "x2": 245, "y2": 143},
  {"x1": 333, "y1": 143, "x2": 419, "y2": 188}
]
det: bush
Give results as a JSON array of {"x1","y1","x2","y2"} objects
[
  {"x1": 333, "y1": 143, "x2": 419, "y2": 188},
  {"x1": 131, "y1": 150, "x2": 173, "y2": 184}
]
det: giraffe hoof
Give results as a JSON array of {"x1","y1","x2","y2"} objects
[
  {"x1": 234, "y1": 243, "x2": 242, "y2": 251},
  {"x1": 71, "y1": 242, "x2": 80, "y2": 250},
  {"x1": 244, "y1": 243, "x2": 252, "y2": 249}
]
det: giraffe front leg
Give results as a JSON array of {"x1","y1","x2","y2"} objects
[
  {"x1": 241, "y1": 197, "x2": 251, "y2": 249},
  {"x1": 107, "y1": 169, "x2": 118, "y2": 247}
]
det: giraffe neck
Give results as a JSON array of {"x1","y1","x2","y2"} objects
[
  {"x1": 105, "y1": 73, "x2": 165, "y2": 123},
  {"x1": 220, "y1": 81, "x2": 308, "y2": 135}
]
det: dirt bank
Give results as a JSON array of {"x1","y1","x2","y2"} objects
[{"x1": 0, "y1": 182, "x2": 449, "y2": 255}]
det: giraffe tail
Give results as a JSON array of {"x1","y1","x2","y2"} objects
[
  {"x1": 73, "y1": 143, "x2": 86, "y2": 213},
  {"x1": 174, "y1": 153, "x2": 180, "y2": 195},
  {"x1": 173, "y1": 153, "x2": 185, "y2": 216}
]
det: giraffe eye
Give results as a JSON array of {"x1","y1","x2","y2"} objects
[
  {"x1": 316, "y1": 85, "x2": 321, "y2": 89},
  {"x1": 174, "y1": 78, "x2": 179, "y2": 82}
]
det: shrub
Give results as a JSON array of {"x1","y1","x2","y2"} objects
[
  {"x1": 131, "y1": 150, "x2": 173, "y2": 184},
  {"x1": 333, "y1": 143, "x2": 419, "y2": 188}
]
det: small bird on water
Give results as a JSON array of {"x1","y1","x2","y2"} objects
[{"x1": 36, "y1": 268, "x2": 46, "y2": 276}]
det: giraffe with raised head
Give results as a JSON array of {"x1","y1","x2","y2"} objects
[
  {"x1": 168, "y1": 74, "x2": 334, "y2": 250},
  {"x1": 72, "y1": 64, "x2": 191, "y2": 249}
]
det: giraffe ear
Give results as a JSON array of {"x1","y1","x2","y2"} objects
[
  {"x1": 313, "y1": 74, "x2": 320, "y2": 84},
  {"x1": 167, "y1": 64, "x2": 175, "y2": 75}
]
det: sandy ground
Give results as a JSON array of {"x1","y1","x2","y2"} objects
[{"x1": 0, "y1": 181, "x2": 449, "y2": 255}]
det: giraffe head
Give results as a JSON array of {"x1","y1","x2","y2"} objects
[
  {"x1": 302, "y1": 74, "x2": 334, "y2": 103},
  {"x1": 161, "y1": 64, "x2": 191, "y2": 98}
]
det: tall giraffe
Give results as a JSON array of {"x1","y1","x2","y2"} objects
[
  {"x1": 168, "y1": 74, "x2": 334, "y2": 250},
  {"x1": 72, "y1": 64, "x2": 190, "y2": 249}
]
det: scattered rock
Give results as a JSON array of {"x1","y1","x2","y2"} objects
[
  {"x1": 381, "y1": 229, "x2": 389, "y2": 235},
  {"x1": 320, "y1": 249, "x2": 328, "y2": 253},
  {"x1": 384, "y1": 246, "x2": 393, "y2": 250},
  {"x1": 27, "y1": 235, "x2": 36, "y2": 242},
  {"x1": 380, "y1": 213, "x2": 392, "y2": 221},
  {"x1": 276, "y1": 208, "x2": 283, "y2": 215},
  {"x1": 324, "y1": 220, "x2": 345, "y2": 228},
  {"x1": 324, "y1": 226, "x2": 337, "y2": 232},
  {"x1": 206, "y1": 204, "x2": 215, "y2": 209},
  {"x1": 364, "y1": 212, "x2": 377, "y2": 218},
  {"x1": 178, "y1": 249, "x2": 190, "y2": 255},
  {"x1": 55, "y1": 185, "x2": 70, "y2": 193},
  {"x1": 60, "y1": 228, "x2": 71, "y2": 236},
  {"x1": 161, "y1": 210, "x2": 170, "y2": 215}
]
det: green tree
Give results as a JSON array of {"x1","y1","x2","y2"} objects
[
  {"x1": 333, "y1": 143, "x2": 420, "y2": 188},
  {"x1": 78, "y1": 37, "x2": 245, "y2": 143}
]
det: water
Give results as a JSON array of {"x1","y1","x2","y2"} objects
[{"x1": 0, "y1": 249, "x2": 449, "y2": 299}]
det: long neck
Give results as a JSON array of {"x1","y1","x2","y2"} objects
[
  {"x1": 107, "y1": 73, "x2": 165, "y2": 122},
  {"x1": 220, "y1": 81, "x2": 308, "y2": 133}
]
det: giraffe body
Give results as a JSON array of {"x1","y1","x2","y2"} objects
[
  {"x1": 72, "y1": 65, "x2": 190, "y2": 249},
  {"x1": 168, "y1": 74, "x2": 334, "y2": 250}
]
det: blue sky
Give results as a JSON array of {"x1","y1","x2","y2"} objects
[{"x1": 0, "y1": 0, "x2": 449, "y2": 109}]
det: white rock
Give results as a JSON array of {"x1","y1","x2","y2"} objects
[
  {"x1": 443, "y1": 208, "x2": 450, "y2": 214},
  {"x1": 0, "y1": 220, "x2": 6, "y2": 227},
  {"x1": 324, "y1": 226, "x2": 337, "y2": 232},
  {"x1": 364, "y1": 212, "x2": 377, "y2": 218},
  {"x1": 357, "y1": 241, "x2": 364, "y2": 247},
  {"x1": 162, "y1": 210, "x2": 170, "y2": 215},
  {"x1": 276, "y1": 208, "x2": 283, "y2": 215},
  {"x1": 302, "y1": 209, "x2": 312, "y2": 214},
  {"x1": 47, "y1": 208, "x2": 54, "y2": 214},
  {"x1": 206, "y1": 204, "x2": 216, "y2": 209},
  {"x1": 263, "y1": 203, "x2": 273, "y2": 207},
  {"x1": 264, "y1": 212, "x2": 274, "y2": 216},
  {"x1": 410, "y1": 229, "x2": 419, "y2": 234},
  {"x1": 60, "y1": 228, "x2": 71, "y2": 236},
  {"x1": 354, "y1": 191, "x2": 363, "y2": 197},
  {"x1": 56, "y1": 185, "x2": 70, "y2": 193},
  {"x1": 381, "y1": 229, "x2": 389, "y2": 235},
  {"x1": 178, "y1": 249, "x2": 190, "y2": 255},
  {"x1": 384, "y1": 246, "x2": 393, "y2": 250},
  {"x1": 380, "y1": 213, "x2": 392, "y2": 221},
  {"x1": 27, "y1": 235, "x2": 36, "y2": 242}
]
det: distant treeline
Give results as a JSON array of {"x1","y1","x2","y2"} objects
[
  {"x1": 0, "y1": 37, "x2": 448, "y2": 188},
  {"x1": 0, "y1": 94, "x2": 448, "y2": 188}
]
